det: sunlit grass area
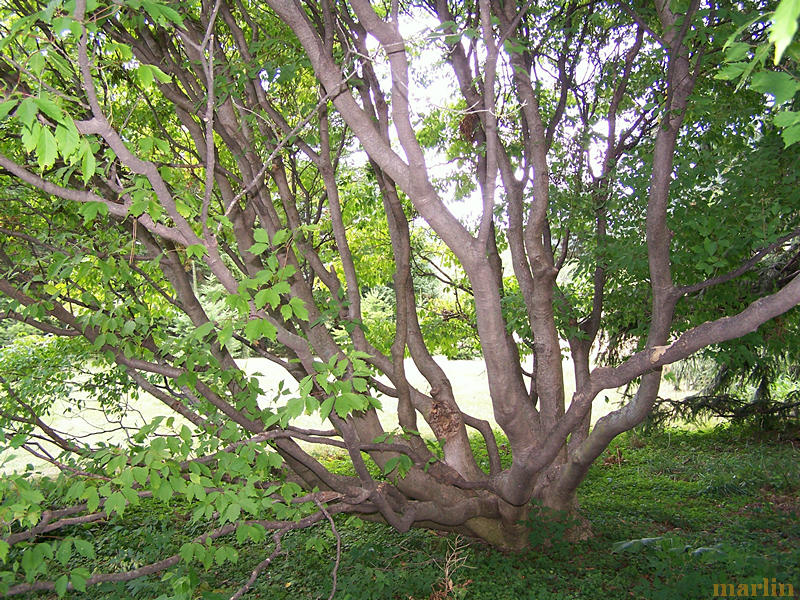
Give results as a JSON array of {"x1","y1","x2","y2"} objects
[{"x1": 1, "y1": 357, "x2": 694, "y2": 475}]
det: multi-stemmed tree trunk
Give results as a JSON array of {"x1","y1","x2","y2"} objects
[{"x1": 0, "y1": 0, "x2": 799, "y2": 594}]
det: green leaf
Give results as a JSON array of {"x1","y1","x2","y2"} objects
[
  {"x1": 42, "y1": 283, "x2": 59, "y2": 295},
  {"x1": 0, "y1": 540, "x2": 9, "y2": 563},
  {"x1": 382, "y1": 454, "x2": 413, "y2": 477},
  {"x1": 73, "y1": 539, "x2": 94, "y2": 559},
  {"x1": 0, "y1": 99, "x2": 17, "y2": 120},
  {"x1": 750, "y1": 70, "x2": 800, "y2": 104},
  {"x1": 289, "y1": 297, "x2": 309, "y2": 320},
  {"x1": 111, "y1": 41, "x2": 133, "y2": 61},
  {"x1": 121, "y1": 319, "x2": 136, "y2": 336},
  {"x1": 334, "y1": 392, "x2": 367, "y2": 418},
  {"x1": 21, "y1": 121, "x2": 40, "y2": 153},
  {"x1": 186, "y1": 244, "x2": 207, "y2": 259},
  {"x1": 774, "y1": 110, "x2": 800, "y2": 127},
  {"x1": 738, "y1": 45, "x2": 770, "y2": 89},
  {"x1": 52, "y1": 16, "x2": 80, "y2": 37},
  {"x1": 503, "y1": 38, "x2": 526, "y2": 54},
  {"x1": 248, "y1": 242, "x2": 269, "y2": 255},
  {"x1": 84, "y1": 487, "x2": 99, "y2": 513},
  {"x1": 255, "y1": 288, "x2": 279, "y2": 309},
  {"x1": 55, "y1": 574, "x2": 69, "y2": 597},
  {"x1": 319, "y1": 396, "x2": 335, "y2": 420},
  {"x1": 284, "y1": 396, "x2": 304, "y2": 421},
  {"x1": 225, "y1": 293, "x2": 249, "y2": 316},
  {"x1": 56, "y1": 119, "x2": 81, "y2": 159},
  {"x1": 253, "y1": 228, "x2": 270, "y2": 243},
  {"x1": 272, "y1": 229, "x2": 290, "y2": 245},
  {"x1": 304, "y1": 395, "x2": 319, "y2": 414},
  {"x1": 154, "y1": 478, "x2": 173, "y2": 502},
  {"x1": 146, "y1": 199, "x2": 162, "y2": 221},
  {"x1": 179, "y1": 543, "x2": 194, "y2": 562},
  {"x1": 78, "y1": 201, "x2": 108, "y2": 224},
  {"x1": 56, "y1": 539, "x2": 72, "y2": 565},
  {"x1": 192, "y1": 544, "x2": 207, "y2": 565},
  {"x1": 235, "y1": 524, "x2": 251, "y2": 544},
  {"x1": 352, "y1": 377, "x2": 368, "y2": 392},
  {"x1": 217, "y1": 321, "x2": 234, "y2": 348},
  {"x1": 243, "y1": 318, "x2": 278, "y2": 342},
  {"x1": 81, "y1": 143, "x2": 96, "y2": 184},
  {"x1": 781, "y1": 123, "x2": 800, "y2": 146},
  {"x1": 132, "y1": 466, "x2": 149, "y2": 486},
  {"x1": 29, "y1": 51, "x2": 46, "y2": 75},
  {"x1": 222, "y1": 503, "x2": 241, "y2": 524},
  {"x1": 21, "y1": 547, "x2": 37, "y2": 577},
  {"x1": 36, "y1": 125, "x2": 58, "y2": 169},
  {"x1": 141, "y1": 0, "x2": 184, "y2": 27},
  {"x1": 16, "y1": 98, "x2": 39, "y2": 128},
  {"x1": 120, "y1": 486, "x2": 140, "y2": 505},
  {"x1": 279, "y1": 481, "x2": 301, "y2": 504},
  {"x1": 272, "y1": 281, "x2": 291, "y2": 295},
  {"x1": 770, "y1": 0, "x2": 800, "y2": 64},
  {"x1": 715, "y1": 62, "x2": 749, "y2": 81},
  {"x1": 150, "y1": 65, "x2": 172, "y2": 83},
  {"x1": 34, "y1": 96, "x2": 63, "y2": 121},
  {"x1": 70, "y1": 567, "x2": 90, "y2": 592},
  {"x1": 105, "y1": 491, "x2": 127, "y2": 517},
  {"x1": 66, "y1": 480, "x2": 86, "y2": 501},
  {"x1": 128, "y1": 197, "x2": 148, "y2": 217},
  {"x1": 383, "y1": 456, "x2": 401, "y2": 475},
  {"x1": 724, "y1": 42, "x2": 751, "y2": 62},
  {"x1": 194, "y1": 321, "x2": 215, "y2": 339},
  {"x1": 136, "y1": 64, "x2": 155, "y2": 88}
]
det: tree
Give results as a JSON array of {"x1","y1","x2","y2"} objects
[
  {"x1": 0, "y1": 0, "x2": 799, "y2": 595},
  {"x1": 718, "y1": 0, "x2": 800, "y2": 145}
]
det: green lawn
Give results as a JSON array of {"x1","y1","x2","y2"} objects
[
  {"x1": 1, "y1": 356, "x2": 696, "y2": 475},
  {"x1": 8, "y1": 425, "x2": 799, "y2": 599}
]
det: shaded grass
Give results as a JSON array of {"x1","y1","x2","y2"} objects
[{"x1": 10, "y1": 425, "x2": 800, "y2": 599}]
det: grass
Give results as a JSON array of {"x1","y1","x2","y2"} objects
[{"x1": 7, "y1": 424, "x2": 799, "y2": 599}]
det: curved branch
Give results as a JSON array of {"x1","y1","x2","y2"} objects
[{"x1": 677, "y1": 227, "x2": 800, "y2": 297}]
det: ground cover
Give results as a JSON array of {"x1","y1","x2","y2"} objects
[{"x1": 7, "y1": 426, "x2": 799, "y2": 599}]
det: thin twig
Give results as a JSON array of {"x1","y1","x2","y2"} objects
[
  {"x1": 228, "y1": 532, "x2": 284, "y2": 600},
  {"x1": 315, "y1": 499, "x2": 342, "y2": 600},
  {"x1": 677, "y1": 227, "x2": 800, "y2": 297}
]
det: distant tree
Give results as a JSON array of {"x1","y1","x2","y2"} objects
[{"x1": 0, "y1": 0, "x2": 799, "y2": 596}]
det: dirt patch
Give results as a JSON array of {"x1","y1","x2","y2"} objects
[
  {"x1": 732, "y1": 488, "x2": 800, "y2": 517},
  {"x1": 762, "y1": 491, "x2": 800, "y2": 516}
]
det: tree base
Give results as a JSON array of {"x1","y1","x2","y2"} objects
[{"x1": 461, "y1": 495, "x2": 592, "y2": 551}]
